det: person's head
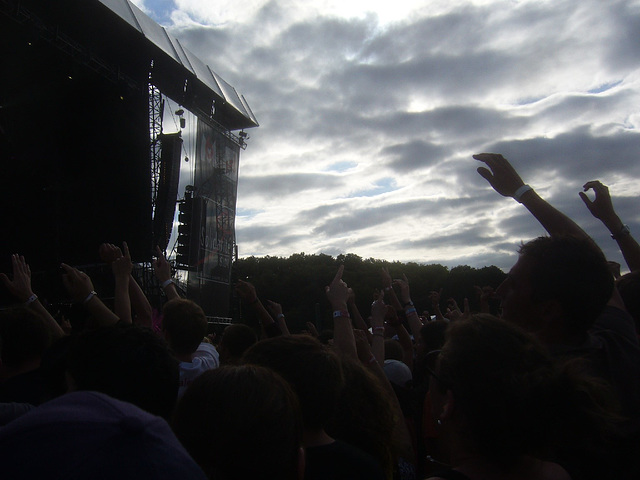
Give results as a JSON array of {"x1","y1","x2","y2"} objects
[
  {"x1": 172, "y1": 365, "x2": 304, "y2": 480},
  {"x1": 217, "y1": 324, "x2": 257, "y2": 365},
  {"x1": 327, "y1": 358, "x2": 395, "y2": 477},
  {"x1": 430, "y1": 314, "x2": 618, "y2": 466},
  {"x1": 66, "y1": 324, "x2": 179, "y2": 419},
  {"x1": 0, "y1": 391, "x2": 208, "y2": 480},
  {"x1": 497, "y1": 235, "x2": 613, "y2": 341},
  {"x1": 161, "y1": 299, "x2": 207, "y2": 356},
  {"x1": 0, "y1": 306, "x2": 52, "y2": 370},
  {"x1": 242, "y1": 334, "x2": 344, "y2": 431}
]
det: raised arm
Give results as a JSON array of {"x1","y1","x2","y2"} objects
[
  {"x1": 153, "y1": 246, "x2": 180, "y2": 301},
  {"x1": 392, "y1": 274, "x2": 423, "y2": 340},
  {"x1": 0, "y1": 254, "x2": 64, "y2": 339},
  {"x1": 368, "y1": 292, "x2": 387, "y2": 365},
  {"x1": 580, "y1": 180, "x2": 640, "y2": 272},
  {"x1": 60, "y1": 263, "x2": 120, "y2": 328},
  {"x1": 325, "y1": 265, "x2": 357, "y2": 360},
  {"x1": 100, "y1": 242, "x2": 152, "y2": 327},
  {"x1": 109, "y1": 242, "x2": 133, "y2": 325},
  {"x1": 235, "y1": 279, "x2": 282, "y2": 338},
  {"x1": 474, "y1": 153, "x2": 588, "y2": 239},
  {"x1": 265, "y1": 300, "x2": 290, "y2": 336}
]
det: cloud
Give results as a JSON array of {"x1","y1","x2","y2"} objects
[{"x1": 138, "y1": 0, "x2": 640, "y2": 270}]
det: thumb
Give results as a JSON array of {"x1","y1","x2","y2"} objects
[
  {"x1": 579, "y1": 191, "x2": 593, "y2": 210},
  {"x1": 476, "y1": 167, "x2": 494, "y2": 184},
  {"x1": 0, "y1": 273, "x2": 10, "y2": 287}
]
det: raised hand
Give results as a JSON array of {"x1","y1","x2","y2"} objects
[
  {"x1": 235, "y1": 279, "x2": 258, "y2": 302},
  {"x1": 474, "y1": 153, "x2": 527, "y2": 198},
  {"x1": 392, "y1": 274, "x2": 411, "y2": 304},
  {"x1": 60, "y1": 263, "x2": 94, "y2": 303},
  {"x1": 0, "y1": 254, "x2": 34, "y2": 302},
  {"x1": 370, "y1": 292, "x2": 386, "y2": 329},
  {"x1": 579, "y1": 181, "x2": 616, "y2": 222},
  {"x1": 325, "y1": 265, "x2": 349, "y2": 310},
  {"x1": 98, "y1": 243, "x2": 122, "y2": 264},
  {"x1": 153, "y1": 246, "x2": 172, "y2": 283},
  {"x1": 111, "y1": 242, "x2": 132, "y2": 279}
]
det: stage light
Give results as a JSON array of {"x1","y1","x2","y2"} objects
[{"x1": 175, "y1": 109, "x2": 184, "y2": 116}]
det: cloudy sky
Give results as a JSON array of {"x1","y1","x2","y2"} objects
[{"x1": 134, "y1": 0, "x2": 640, "y2": 272}]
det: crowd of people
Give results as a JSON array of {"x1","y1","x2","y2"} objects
[{"x1": 0, "y1": 154, "x2": 639, "y2": 479}]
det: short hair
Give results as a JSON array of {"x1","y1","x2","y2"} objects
[
  {"x1": 0, "y1": 307, "x2": 52, "y2": 367},
  {"x1": 219, "y1": 324, "x2": 257, "y2": 361},
  {"x1": 242, "y1": 335, "x2": 344, "y2": 430},
  {"x1": 172, "y1": 365, "x2": 303, "y2": 480},
  {"x1": 518, "y1": 235, "x2": 614, "y2": 334},
  {"x1": 162, "y1": 299, "x2": 207, "y2": 356},
  {"x1": 66, "y1": 324, "x2": 179, "y2": 419},
  {"x1": 435, "y1": 315, "x2": 619, "y2": 465}
]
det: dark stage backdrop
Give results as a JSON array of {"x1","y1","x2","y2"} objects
[{"x1": 1, "y1": 17, "x2": 151, "y2": 300}]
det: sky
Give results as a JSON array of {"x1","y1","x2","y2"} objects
[{"x1": 134, "y1": 0, "x2": 640, "y2": 272}]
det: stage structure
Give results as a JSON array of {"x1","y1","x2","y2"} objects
[{"x1": 0, "y1": 0, "x2": 258, "y2": 321}]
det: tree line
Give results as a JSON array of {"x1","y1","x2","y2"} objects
[{"x1": 230, "y1": 253, "x2": 506, "y2": 333}]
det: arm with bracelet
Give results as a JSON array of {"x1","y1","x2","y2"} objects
[
  {"x1": 369, "y1": 293, "x2": 386, "y2": 365},
  {"x1": 266, "y1": 300, "x2": 290, "y2": 336},
  {"x1": 154, "y1": 246, "x2": 180, "y2": 301},
  {"x1": 100, "y1": 242, "x2": 152, "y2": 327},
  {"x1": 325, "y1": 265, "x2": 357, "y2": 360},
  {"x1": 1, "y1": 254, "x2": 64, "y2": 339},
  {"x1": 393, "y1": 274, "x2": 423, "y2": 340},
  {"x1": 474, "y1": 153, "x2": 589, "y2": 239},
  {"x1": 580, "y1": 180, "x2": 640, "y2": 272},
  {"x1": 61, "y1": 263, "x2": 119, "y2": 328}
]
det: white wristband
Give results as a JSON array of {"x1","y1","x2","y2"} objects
[
  {"x1": 513, "y1": 184, "x2": 533, "y2": 203},
  {"x1": 83, "y1": 291, "x2": 97, "y2": 304},
  {"x1": 161, "y1": 278, "x2": 174, "y2": 288},
  {"x1": 25, "y1": 294, "x2": 38, "y2": 306}
]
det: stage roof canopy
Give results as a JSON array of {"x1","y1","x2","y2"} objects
[{"x1": 3, "y1": 0, "x2": 258, "y2": 130}]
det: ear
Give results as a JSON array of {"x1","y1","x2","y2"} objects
[{"x1": 439, "y1": 389, "x2": 455, "y2": 422}]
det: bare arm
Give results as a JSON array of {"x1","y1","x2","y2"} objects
[
  {"x1": 236, "y1": 280, "x2": 282, "y2": 338},
  {"x1": 110, "y1": 242, "x2": 133, "y2": 325},
  {"x1": 325, "y1": 265, "x2": 357, "y2": 360},
  {"x1": 0, "y1": 254, "x2": 64, "y2": 339},
  {"x1": 393, "y1": 274, "x2": 423, "y2": 340},
  {"x1": 369, "y1": 293, "x2": 386, "y2": 365},
  {"x1": 580, "y1": 180, "x2": 640, "y2": 272},
  {"x1": 474, "y1": 153, "x2": 588, "y2": 239},
  {"x1": 153, "y1": 246, "x2": 180, "y2": 301},
  {"x1": 99, "y1": 243, "x2": 152, "y2": 327},
  {"x1": 61, "y1": 263, "x2": 120, "y2": 328},
  {"x1": 266, "y1": 300, "x2": 290, "y2": 336}
]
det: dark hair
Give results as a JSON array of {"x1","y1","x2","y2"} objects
[
  {"x1": 0, "y1": 306, "x2": 52, "y2": 367},
  {"x1": 66, "y1": 324, "x2": 179, "y2": 419},
  {"x1": 518, "y1": 235, "x2": 613, "y2": 334},
  {"x1": 218, "y1": 324, "x2": 257, "y2": 363},
  {"x1": 161, "y1": 299, "x2": 207, "y2": 356},
  {"x1": 435, "y1": 315, "x2": 620, "y2": 465},
  {"x1": 242, "y1": 334, "x2": 344, "y2": 430},
  {"x1": 327, "y1": 358, "x2": 395, "y2": 478},
  {"x1": 172, "y1": 365, "x2": 303, "y2": 480}
]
